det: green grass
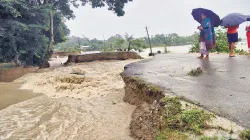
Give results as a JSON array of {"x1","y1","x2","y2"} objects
[
  {"x1": 157, "y1": 129, "x2": 188, "y2": 140},
  {"x1": 158, "y1": 97, "x2": 214, "y2": 139},
  {"x1": 180, "y1": 109, "x2": 213, "y2": 134},
  {"x1": 162, "y1": 97, "x2": 182, "y2": 117},
  {"x1": 239, "y1": 129, "x2": 250, "y2": 140},
  {"x1": 188, "y1": 67, "x2": 203, "y2": 76},
  {"x1": 132, "y1": 76, "x2": 163, "y2": 92},
  {"x1": 149, "y1": 84, "x2": 163, "y2": 92},
  {"x1": 199, "y1": 136, "x2": 221, "y2": 140}
]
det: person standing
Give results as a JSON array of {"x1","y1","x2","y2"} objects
[
  {"x1": 226, "y1": 25, "x2": 239, "y2": 57},
  {"x1": 197, "y1": 29, "x2": 207, "y2": 59},
  {"x1": 246, "y1": 25, "x2": 250, "y2": 52},
  {"x1": 198, "y1": 13, "x2": 213, "y2": 59}
]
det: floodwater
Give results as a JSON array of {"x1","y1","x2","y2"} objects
[
  {"x1": 139, "y1": 45, "x2": 192, "y2": 58},
  {"x1": 139, "y1": 43, "x2": 248, "y2": 58},
  {"x1": 0, "y1": 83, "x2": 40, "y2": 110},
  {"x1": 0, "y1": 60, "x2": 137, "y2": 140}
]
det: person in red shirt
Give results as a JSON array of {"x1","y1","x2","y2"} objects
[
  {"x1": 226, "y1": 25, "x2": 239, "y2": 57},
  {"x1": 246, "y1": 26, "x2": 250, "y2": 52}
]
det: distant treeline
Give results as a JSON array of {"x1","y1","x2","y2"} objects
[{"x1": 54, "y1": 33, "x2": 199, "y2": 52}]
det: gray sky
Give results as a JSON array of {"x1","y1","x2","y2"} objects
[{"x1": 66, "y1": 0, "x2": 250, "y2": 39}]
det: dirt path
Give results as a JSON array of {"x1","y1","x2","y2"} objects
[{"x1": 0, "y1": 60, "x2": 138, "y2": 140}]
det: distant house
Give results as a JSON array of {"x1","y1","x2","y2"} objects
[{"x1": 81, "y1": 46, "x2": 89, "y2": 49}]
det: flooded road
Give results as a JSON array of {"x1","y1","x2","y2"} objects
[{"x1": 0, "y1": 60, "x2": 138, "y2": 140}]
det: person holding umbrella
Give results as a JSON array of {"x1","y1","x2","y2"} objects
[
  {"x1": 197, "y1": 13, "x2": 214, "y2": 59},
  {"x1": 246, "y1": 18, "x2": 250, "y2": 52},
  {"x1": 192, "y1": 8, "x2": 221, "y2": 59},
  {"x1": 221, "y1": 13, "x2": 248, "y2": 57}
]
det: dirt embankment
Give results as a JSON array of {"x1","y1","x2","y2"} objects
[
  {"x1": 0, "y1": 66, "x2": 38, "y2": 82},
  {"x1": 121, "y1": 73, "x2": 246, "y2": 140},
  {"x1": 65, "y1": 52, "x2": 143, "y2": 65},
  {"x1": 51, "y1": 51, "x2": 81, "y2": 58},
  {"x1": 120, "y1": 75, "x2": 165, "y2": 140}
]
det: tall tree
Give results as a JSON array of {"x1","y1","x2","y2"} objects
[
  {"x1": 24, "y1": 0, "x2": 75, "y2": 67},
  {"x1": 26, "y1": 0, "x2": 133, "y2": 67},
  {"x1": 0, "y1": 0, "x2": 50, "y2": 66},
  {"x1": 80, "y1": 0, "x2": 133, "y2": 16}
]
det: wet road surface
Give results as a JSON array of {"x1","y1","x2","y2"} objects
[{"x1": 123, "y1": 53, "x2": 250, "y2": 128}]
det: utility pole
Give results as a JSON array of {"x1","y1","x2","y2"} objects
[
  {"x1": 82, "y1": 34, "x2": 91, "y2": 44},
  {"x1": 145, "y1": 26, "x2": 153, "y2": 55},
  {"x1": 103, "y1": 34, "x2": 106, "y2": 52},
  {"x1": 164, "y1": 35, "x2": 168, "y2": 53},
  {"x1": 77, "y1": 37, "x2": 82, "y2": 53},
  {"x1": 77, "y1": 37, "x2": 81, "y2": 48}
]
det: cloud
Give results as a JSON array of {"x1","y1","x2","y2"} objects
[{"x1": 66, "y1": 0, "x2": 250, "y2": 39}]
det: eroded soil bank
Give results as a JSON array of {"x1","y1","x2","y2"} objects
[{"x1": 120, "y1": 75, "x2": 246, "y2": 140}]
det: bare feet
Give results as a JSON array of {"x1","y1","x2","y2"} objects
[
  {"x1": 229, "y1": 53, "x2": 235, "y2": 57},
  {"x1": 204, "y1": 54, "x2": 209, "y2": 60},
  {"x1": 197, "y1": 54, "x2": 204, "y2": 59}
]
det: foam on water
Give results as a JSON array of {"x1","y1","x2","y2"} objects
[{"x1": 0, "y1": 60, "x2": 138, "y2": 140}]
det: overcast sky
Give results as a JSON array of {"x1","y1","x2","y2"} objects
[{"x1": 66, "y1": 0, "x2": 250, "y2": 39}]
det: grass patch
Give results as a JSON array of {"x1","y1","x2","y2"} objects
[
  {"x1": 188, "y1": 67, "x2": 203, "y2": 76},
  {"x1": 132, "y1": 76, "x2": 163, "y2": 92},
  {"x1": 199, "y1": 136, "x2": 220, "y2": 140},
  {"x1": 162, "y1": 97, "x2": 182, "y2": 117},
  {"x1": 158, "y1": 97, "x2": 214, "y2": 139},
  {"x1": 149, "y1": 84, "x2": 163, "y2": 92},
  {"x1": 180, "y1": 109, "x2": 213, "y2": 134},
  {"x1": 236, "y1": 49, "x2": 249, "y2": 55},
  {"x1": 157, "y1": 129, "x2": 188, "y2": 140},
  {"x1": 239, "y1": 129, "x2": 250, "y2": 140},
  {"x1": 133, "y1": 76, "x2": 146, "y2": 86}
]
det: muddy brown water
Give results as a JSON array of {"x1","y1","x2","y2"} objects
[
  {"x1": 0, "y1": 60, "x2": 136, "y2": 140},
  {"x1": 0, "y1": 83, "x2": 40, "y2": 110},
  {"x1": 0, "y1": 87, "x2": 134, "y2": 140}
]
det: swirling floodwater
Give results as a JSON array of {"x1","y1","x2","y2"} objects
[{"x1": 0, "y1": 60, "x2": 137, "y2": 140}]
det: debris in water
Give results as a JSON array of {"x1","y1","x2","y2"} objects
[
  {"x1": 55, "y1": 75, "x2": 86, "y2": 84},
  {"x1": 70, "y1": 68, "x2": 86, "y2": 75}
]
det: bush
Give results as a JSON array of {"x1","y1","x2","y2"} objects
[
  {"x1": 240, "y1": 129, "x2": 250, "y2": 140},
  {"x1": 189, "y1": 28, "x2": 242, "y2": 54}
]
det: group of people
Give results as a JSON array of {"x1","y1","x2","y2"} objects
[{"x1": 197, "y1": 12, "x2": 250, "y2": 59}]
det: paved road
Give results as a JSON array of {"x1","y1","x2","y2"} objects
[{"x1": 123, "y1": 53, "x2": 250, "y2": 128}]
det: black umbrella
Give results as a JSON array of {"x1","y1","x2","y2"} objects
[
  {"x1": 221, "y1": 13, "x2": 247, "y2": 26},
  {"x1": 192, "y1": 8, "x2": 221, "y2": 27}
]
